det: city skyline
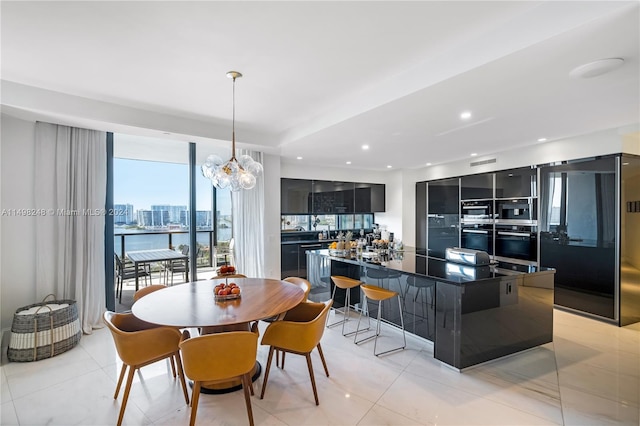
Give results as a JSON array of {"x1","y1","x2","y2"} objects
[
  {"x1": 114, "y1": 157, "x2": 232, "y2": 213},
  {"x1": 113, "y1": 203, "x2": 215, "y2": 228}
]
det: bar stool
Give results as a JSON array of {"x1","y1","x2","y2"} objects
[
  {"x1": 354, "y1": 284, "x2": 406, "y2": 356},
  {"x1": 404, "y1": 275, "x2": 435, "y2": 318},
  {"x1": 327, "y1": 276, "x2": 362, "y2": 336},
  {"x1": 366, "y1": 268, "x2": 389, "y2": 288}
]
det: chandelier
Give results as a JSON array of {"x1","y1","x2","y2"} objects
[{"x1": 201, "y1": 71, "x2": 263, "y2": 191}]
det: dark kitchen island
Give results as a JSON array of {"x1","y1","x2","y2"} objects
[{"x1": 306, "y1": 249, "x2": 555, "y2": 370}]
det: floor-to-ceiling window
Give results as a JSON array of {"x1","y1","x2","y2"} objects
[{"x1": 110, "y1": 133, "x2": 228, "y2": 309}]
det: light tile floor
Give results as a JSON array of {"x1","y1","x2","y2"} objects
[{"x1": 1, "y1": 309, "x2": 639, "y2": 425}]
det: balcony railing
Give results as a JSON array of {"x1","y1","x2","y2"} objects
[{"x1": 114, "y1": 229, "x2": 222, "y2": 268}]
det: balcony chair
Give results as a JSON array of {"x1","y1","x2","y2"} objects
[
  {"x1": 114, "y1": 253, "x2": 150, "y2": 303},
  {"x1": 260, "y1": 300, "x2": 333, "y2": 405},
  {"x1": 179, "y1": 323, "x2": 259, "y2": 426},
  {"x1": 103, "y1": 311, "x2": 189, "y2": 426},
  {"x1": 214, "y1": 238, "x2": 235, "y2": 268},
  {"x1": 163, "y1": 245, "x2": 190, "y2": 285}
]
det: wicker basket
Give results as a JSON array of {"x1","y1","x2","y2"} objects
[{"x1": 7, "y1": 294, "x2": 82, "y2": 362}]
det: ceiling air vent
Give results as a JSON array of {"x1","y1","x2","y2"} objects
[{"x1": 470, "y1": 158, "x2": 496, "y2": 167}]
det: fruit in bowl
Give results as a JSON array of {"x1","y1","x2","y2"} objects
[
  {"x1": 214, "y1": 282, "x2": 241, "y2": 298},
  {"x1": 219, "y1": 265, "x2": 236, "y2": 274}
]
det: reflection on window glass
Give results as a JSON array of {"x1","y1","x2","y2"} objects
[
  {"x1": 216, "y1": 189, "x2": 232, "y2": 243},
  {"x1": 549, "y1": 174, "x2": 563, "y2": 226},
  {"x1": 280, "y1": 214, "x2": 374, "y2": 233}
]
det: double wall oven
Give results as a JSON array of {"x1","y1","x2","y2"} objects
[
  {"x1": 461, "y1": 200, "x2": 494, "y2": 255},
  {"x1": 460, "y1": 198, "x2": 538, "y2": 265},
  {"x1": 494, "y1": 198, "x2": 537, "y2": 264}
]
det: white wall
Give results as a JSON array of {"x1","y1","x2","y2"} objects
[
  {"x1": 262, "y1": 152, "x2": 282, "y2": 279},
  {"x1": 1, "y1": 114, "x2": 37, "y2": 331}
]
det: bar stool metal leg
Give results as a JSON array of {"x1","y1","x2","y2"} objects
[
  {"x1": 354, "y1": 285, "x2": 406, "y2": 356},
  {"x1": 327, "y1": 277, "x2": 360, "y2": 336}
]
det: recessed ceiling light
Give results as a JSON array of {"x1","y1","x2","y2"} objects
[
  {"x1": 346, "y1": 161, "x2": 352, "y2": 165},
  {"x1": 386, "y1": 165, "x2": 392, "y2": 169},
  {"x1": 537, "y1": 138, "x2": 547, "y2": 142},
  {"x1": 426, "y1": 162, "x2": 432, "y2": 166},
  {"x1": 296, "y1": 156, "x2": 303, "y2": 160},
  {"x1": 460, "y1": 111, "x2": 472, "y2": 120},
  {"x1": 362, "y1": 145, "x2": 369, "y2": 150},
  {"x1": 569, "y1": 58, "x2": 624, "y2": 79},
  {"x1": 471, "y1": 153, "x2": 478, "y2": 157}
]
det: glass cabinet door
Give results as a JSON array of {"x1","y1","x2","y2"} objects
[
  {"x1": 461, "y1": 173, "x2": 493, "y2": 200},
  {"x1": 495, "y1": 167, "x2": 537, "y2": 198},
  {"x1": 427, "y1": 178, "x2": 460, "y2": 259},
  {"x1": 539, "y1": 157, "x2": 617, "y2": 319}
]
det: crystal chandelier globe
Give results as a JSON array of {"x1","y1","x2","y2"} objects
[{"x1": 201, "y1": 71, "x2": 263, "y2": 191}]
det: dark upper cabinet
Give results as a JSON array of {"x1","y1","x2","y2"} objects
[
  {"x1": 311, "y1": 180, "x2": 336, "y2": 213},
  {"x1": 461, "y1": 174, "x2": 493, "y2": 200},
  {"x1": 331, "y1": 181, "x2": 355, "y2": 213},
  {"x1": 428, "y1": 178, "x2": 459, "y2": 214},
  {"x1": 281, "y1": 179, "x2": 384, "y2": 214},
  {"x1": 495, "y1": 167, "x2": 537, "y2": 198},
  {"x1": 370, "y1": 184, "x2": 385, "y2": 212},
  {"x1": 355, "y1": 183, "x2": 386, "y2": 212},
  {"x1": 281, "y1": 178, "x2": 312, "y2": 214}
]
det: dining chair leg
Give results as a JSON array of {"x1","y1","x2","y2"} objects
[
  {"x1": 174, "y1": 351, "x2": 189, "y2": 405},
  {"x1": 260, "y1": 346, "x2": 276, "y2": 399},
  {"x1": 281, "y1": 351, "x2": 286, "y2": 369},
  {"x1": 316, "y1": 343, "x2": 330, "y2": 377},
  {"x1": 117, "y1": 365, "x2": 136, "y2": 426},
  {"x1": 241, "y1": 373, "x2": 255, "y2": 426},
  {"x1": 114, "y1": 364, "x2": 127, "y2": 398},
  {"x1": 189, "y1": 381, "x2": 201, "y2": 426},
  {"x1": 169, "y1": 355, "x2": 177, "y2": 377},
  {"x1": 246, "y1": 372, "x2": 254, "y2": 396},
  {"x1": 305, "y1": 353, "x2": 319, "y2": 405}
]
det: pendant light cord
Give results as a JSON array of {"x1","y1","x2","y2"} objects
[{"x1": 231, "y1": 75, "x2": 237, "y2": 161}]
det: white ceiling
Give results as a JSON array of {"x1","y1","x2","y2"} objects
[{"x1": 2, "y1": 1, "x2": 639, "y2": 171}]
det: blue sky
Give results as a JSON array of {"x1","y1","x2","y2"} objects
[{"x1": 114, "y1": 158, "x2": 231, "y2": 213}]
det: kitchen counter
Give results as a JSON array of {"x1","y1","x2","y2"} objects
[
  {"x1": 311, "y1": 248, "x2": 553, "y2": 285},
  {"x1": 307, "y1": 249, "x2": 555, "y2": 370},
  {"x1": 281, "y1": 238, "x2": 339, "y2": 245}
]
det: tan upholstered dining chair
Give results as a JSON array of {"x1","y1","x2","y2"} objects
[
  {"x1": 260, "y1": 299, "x2": 333, "y2": 405},
  {"x1": 179, "y1": 323, "x2": 259, "y2": 426},
  {"x1": 103, "y1": 311, "x2": 189, "y2": 426}
]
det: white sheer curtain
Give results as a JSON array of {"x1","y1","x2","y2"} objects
[
  {"x1": 231, "y1": 149, "x2": 265, "y2": 277},
  {"x1": 34, "y1": 122, "x2": 107, "y2": 334}
]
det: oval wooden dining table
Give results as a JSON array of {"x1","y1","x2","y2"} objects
[{"x1": 132, "y1": 277, "x2": 305, "y2": 393}]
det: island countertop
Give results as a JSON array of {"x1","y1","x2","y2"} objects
[{"x1": 308, "y1": 248, "x2": 555, "y2": 285}]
